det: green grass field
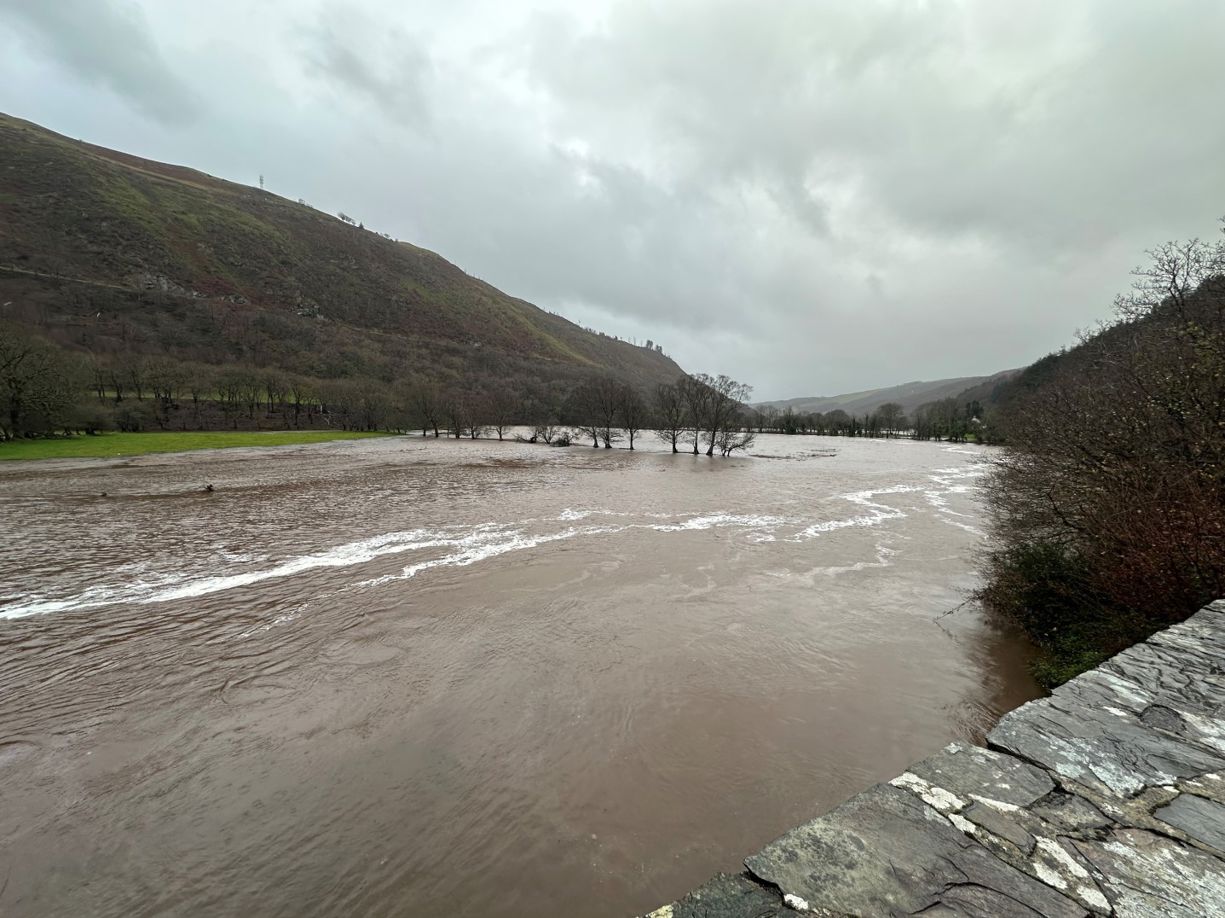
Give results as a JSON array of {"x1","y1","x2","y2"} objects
[{"x1": 0, "y1": 430, "x2": 391, "y2": 461}]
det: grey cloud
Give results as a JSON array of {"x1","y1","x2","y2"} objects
[
  {"x1": 513, "y1": 0, "x2": 1225, "y2": 253},
  {"x1": 0, "y1": 0, "x2": 201, "y2": 125},
  {"x1": 301, "y1": 4, "x2": 432, "y2": 129}
]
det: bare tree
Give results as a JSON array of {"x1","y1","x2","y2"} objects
[
  {"x1": 874, "y1": 402, "x2": 906, "y2": 437},
  {"x1": 414, "y1": 386, "x2": 441, "y2": 437},
  {"x1": 215, "y1": 372, "x2": 245, "y2": 429},
  {"x1": 487, "y1": 390, "x2": 516, "y2": 441},
  {"x1": 677, "y1": 375, "x2": 709, "y2": 455},
  {"x1": 145, "y1": 358, "x2": 186, "y2": 429},
  {"x1": 263, "y1": 373, "x2": 287, "y2": 418},
  {"x1": 756, "y1": 404, "x2": 779, "y2": 433},
  {"x1": 573, "y1": 420, "x2": 601, "y2": 448},
  {"x1": 654, "y1": 381, "x2": 689, "y2": 453},
  {"x1": 568, "y1": 377, "x2": 622, "y2": 447},
  {"x1": 120, "y1": 354, "x2": 147, "y2": 401},
  {"x1": 239, "y1": 375, "x2": 261, "y2": 420},
  {"x1": 533, "y1": 423, "x2": 559, "y2": 444},
  {"x1": 88, "y1": 357, "x2": 108, "y2": 402},
  {"x1": 714, "y1": 413, "x2": 757, "y2": 456},
  {"x1": 288, "y1": 376, "x2": 317, "y2": 429},
  {"x1": 592, "y1": 377, "x2": 623, "y2": 447},
  {"x1": 355, "y1": 384, "x2": 388, "y2": 431},
  {"x1": 186, "y1": 366, "x2": 214, "y2": 428},
  {"x1": 444, "y1": 394, "x2": 466, "y2": 438},
  {"x1": 693, "y1": 373, "x2": 753, "y2": 457},
  {"x1": 619, "y1": 384, "x2": 647, "y2": 450},
  {"x1": 1115, "y1": 235, "x2": 1225, "y2": 320}
]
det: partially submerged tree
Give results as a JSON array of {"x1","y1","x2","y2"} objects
[
  {"x1": 677, "y1": 374, "x2": 710, "y2": 455},
  {"x1": 487, "y1": 390, "x2": 517, "y2": 441},
  {"x1": 619, "y1": 383, "x2": 647, "y2": 450},
  {"x1": 653, "y1": 381, "x2": 689, "y2": 453},
  {"x1": 413, "y1": 386, "x2": 442, "y2": 437},
  {"x1": 692, "y1": 373, "x2": 753, "y2": 457},
  {"x1": 713, "y1": 415, "x2": 756, "y2": 456}
]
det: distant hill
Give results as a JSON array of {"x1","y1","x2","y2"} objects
[
  {"x1": 0, "y1": 112, "x2": 684, "y2": 401},
  {"x1": 762, "y1": 370, "x2": 1020, "y2": 418}
]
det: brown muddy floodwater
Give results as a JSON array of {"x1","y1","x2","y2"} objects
[{"x1": 0, "y1": 433, "x2": 1039, "y2": 917}]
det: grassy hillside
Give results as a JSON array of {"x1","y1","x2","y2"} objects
[
  {"x1": 763, "y1": 371, "x2": 1018, "y2": 418},
  {"x1": 0, "y1": 112, "x2": 683, "y2": 399}
]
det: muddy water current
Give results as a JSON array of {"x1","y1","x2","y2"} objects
[{"x1": 0, "y1": 433, "x2": 1039, "y2": 916}]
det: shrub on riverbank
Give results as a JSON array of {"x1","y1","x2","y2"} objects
[{"x1": 978, "y1": 229, "x2": 1225, "y2": 687}]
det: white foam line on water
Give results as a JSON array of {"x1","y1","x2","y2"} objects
[
  {"x1": 356, "y1": 513, "x2": 791, "y2": 589},
  {"x1": 787, "y1": 485, "x2": 921, "y2": 540},
  {"x1": 801, "y1": 541, "x2": 899, "y2": 580},
  {"x1": 357, "y1": 524, "x2": 627, "y2": 587},
  {"x1": 647, "y1": 513, "x2": 788, "y2": 533},
  {"x1": 2, "y1": 469, "x2": 986, "y2": 620},
  {"x1": 0, "y1": 526, "x2": 501, "y2": 620}
]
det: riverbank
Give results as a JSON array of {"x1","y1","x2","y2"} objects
[
  {"x1": 0, "y1": 430, "x2": 391, "y2": 461},
  {"x1": 648, "y1": 599, "x2": 1225, "y2": 916}
]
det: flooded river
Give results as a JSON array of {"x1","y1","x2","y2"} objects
[{"x1": 0, "y1": 433, "x2": 1038, "y2": 916}]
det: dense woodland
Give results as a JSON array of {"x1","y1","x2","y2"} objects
[{"x1": 976, "y1": 228, "x2": 1225, "y2": 685}]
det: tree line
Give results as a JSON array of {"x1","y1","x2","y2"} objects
[
  {"x1": 380, "y1": 372, "x2": 758, "y2": 458},
  {"x1": 975, "y1": 226, "x2": 1225, "y2": 687},
  {"x1": 0, "y1": 339, "x2": 760, "y2": 458},
  {"x1": 2, "y1": 327, "x2": 985, "y2": 450},
  {"x1": 752, "y1": 398, "x2": 985, "y2": 442}
]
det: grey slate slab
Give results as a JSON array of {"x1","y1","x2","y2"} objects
[
  {"x1": 1156, "y1": 792, "x2": 1225, "y2": 852},
  {"x1": 906, "y1": 742, "x2": 1054, "y2": 808},
  {"x1": 744, "y1": 784, "x2": 1084, "y2": 917},
  {"x1": 1073, "y1": 828, "x2": 1225, "y2": 917},
  {"x1": 653, "y1": 873, "x2": 786, "y2": 918}
]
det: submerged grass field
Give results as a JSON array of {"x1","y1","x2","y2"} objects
[{"x1": 0, "y1": 430, "x2": 390, "y2": 461}]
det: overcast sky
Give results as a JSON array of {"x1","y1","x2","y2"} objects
[{"x1": 2, "y1": 1, "x2": 1222, "y2": 399}]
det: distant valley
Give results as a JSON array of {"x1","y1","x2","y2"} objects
[{"x1": 760, "y1": 370, "x2": 1020, "y2": 418}]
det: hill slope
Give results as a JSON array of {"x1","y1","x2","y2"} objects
[
  {"x1": 0, "y1": 112, "x2": 683, "y2": 399},
  {"x1": 762, "y1": 371, "x2": 1019, "y2": 417}
]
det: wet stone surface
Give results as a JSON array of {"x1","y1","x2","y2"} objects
[{"x1": 643, "y1": 601, "x2": 1225, "y2": 916}]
